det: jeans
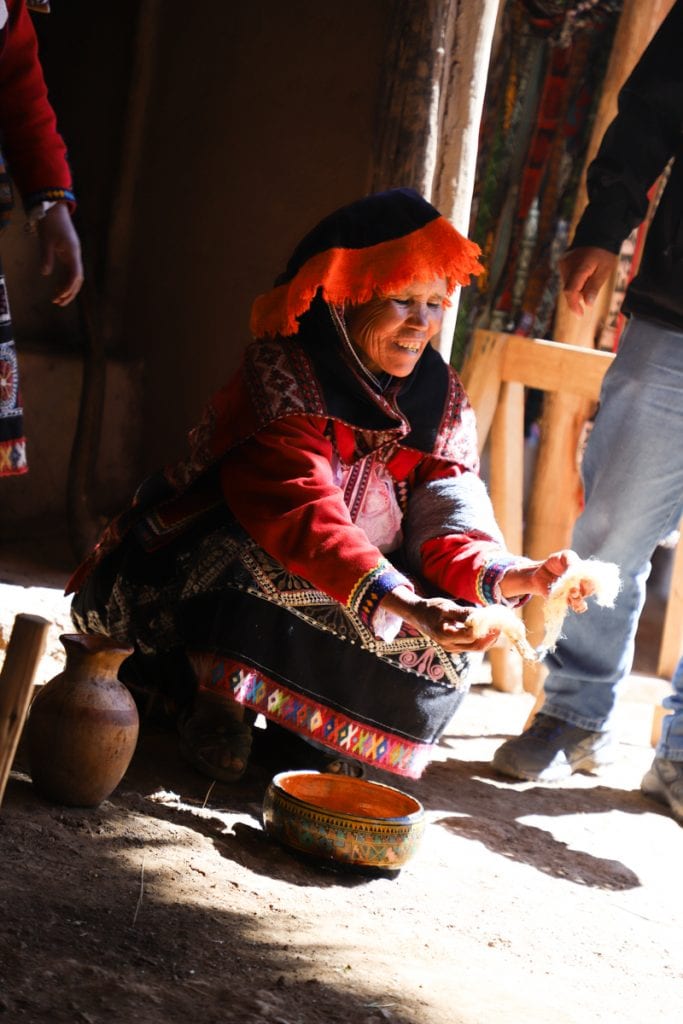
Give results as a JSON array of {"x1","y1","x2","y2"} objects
[{"x1": 541, "y1": 316, "x2": 683, "y2": 760}]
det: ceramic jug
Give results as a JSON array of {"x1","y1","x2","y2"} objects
[{"x1": 25, "y1": 633, "x2": 139, "y2": 807}]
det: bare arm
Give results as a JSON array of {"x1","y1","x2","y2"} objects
[{"x1": 36, "y1": 202, "x2": 84, "y2": 306}]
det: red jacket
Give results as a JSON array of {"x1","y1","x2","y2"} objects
[
  {"x1": 0, "y1": 0, "x2": 74, "y2": 211},
  {"x1": 221, "y1": 415, "x2": 514, "y2": 611}
]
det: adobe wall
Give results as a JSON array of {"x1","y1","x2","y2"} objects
[{"x1": 0, "y1": 0, "x2": 393, "y2": 542}]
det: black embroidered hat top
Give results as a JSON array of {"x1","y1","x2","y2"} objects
[{"x1": 250, "y1": 188, "x2": 483, "y2": 338}]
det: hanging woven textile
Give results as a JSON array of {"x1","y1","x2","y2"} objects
[{"x1": 452, "y1": 0, "x2": 622, "y2": 366}]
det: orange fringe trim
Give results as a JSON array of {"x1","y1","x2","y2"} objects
[{"x1": 250, "y1": 216, "x2": 484, "y2": 338}]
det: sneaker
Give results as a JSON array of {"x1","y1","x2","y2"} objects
[
  {"x1": 492, "y1": 713, "x2": 615, "y2": 782},
  {"x1": 640, "y1": 758, "x2": 683, "y2": 823}
]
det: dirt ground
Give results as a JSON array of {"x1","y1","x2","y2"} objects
[{"x1": 1, "y1": 553, "x2": 682, "y2": 1024}]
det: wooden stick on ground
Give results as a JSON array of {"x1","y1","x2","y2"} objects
[{"x1": 0, "y1": 614, "x2": 51, "y2": 807}]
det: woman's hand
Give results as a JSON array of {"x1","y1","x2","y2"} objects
[
  {"x1": 381, "y1": 586, "x2": 500, "y2": 652},
  {"x1": 36, "y1": 202, "x2": 84, "y2": 306},
  {"x1": 499, "y1": 549, "x2": 595, "y2": 612}
]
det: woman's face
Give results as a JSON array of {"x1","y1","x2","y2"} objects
[{"x1": 345, "y1": 277, "x2": 447, "y2": 377}]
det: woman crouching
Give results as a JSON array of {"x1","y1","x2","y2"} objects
[{"x1": 67, "y1": 188, "x2": 591, "y2": 783}]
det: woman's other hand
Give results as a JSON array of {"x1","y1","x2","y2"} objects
[
  {"x1": 500, "y1": 549, "x2": 596, "y2": 611},
  {"x1": 381, "y1": 587, "x2": 500, "y2": 652},
  {"x1": 37, "y1": 202, "x2": 84, "y2": 306}
]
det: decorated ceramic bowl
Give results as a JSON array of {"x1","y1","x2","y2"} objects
[{"x1": 262, "y1": 770, "x2": 425, "y2": 872}]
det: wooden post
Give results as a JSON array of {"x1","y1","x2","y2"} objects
[
  {"x1": 522, "y1": 387, "x2": 595, "y2": 692},
  {"x1": 371, "y1": 0, "x2": 452, "y2": 198},
  {"x1": 488, "y1": 381, "x2": 525, "y2": 691},
  {"x1": 431, "y1": 0, "x2": 501, "y2": 361},
  {"x1": 0, "y1": 614, "x2": 51, "y2": 806},
  {"x1": 489, "y1": 381, "x2": 524, "y2": 554},
  {"x1": 371, "y1": 0, "x2": 501, "y2": 362},
  {"x1": 459, "y1": 328, "x2": 507, "y2": 449}
]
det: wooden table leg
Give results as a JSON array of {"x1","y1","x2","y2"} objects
[{"x1": 488, "y1": 380, "x2": 525, "y2": 692}]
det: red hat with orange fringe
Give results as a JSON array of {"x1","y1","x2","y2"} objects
[{"x1": 250, "y1": 188, "x2": 483, "y2": 338}]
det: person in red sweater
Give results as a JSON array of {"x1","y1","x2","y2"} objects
[
  {"x1": 68, "y1": 189, "x2": 592, "y2": 783},
  {"x1": 0, "y1": 0, "x2": 83, "y2": 477}
]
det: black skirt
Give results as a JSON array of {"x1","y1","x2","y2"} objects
[{"x1": 71, "y1": 512, "x2": 474, "y2": 779}]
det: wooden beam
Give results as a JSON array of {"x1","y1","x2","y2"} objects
[
  {"x1": 461, "y1": 331, "x2": 613, "y2": 452},
  {"x1": 500, "y1": 335, "x2": 613, "y2": 399}
]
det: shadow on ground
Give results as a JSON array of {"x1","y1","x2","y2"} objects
[{"x1": 1, "y1": 768, "x2": 419, "y2": 1024}]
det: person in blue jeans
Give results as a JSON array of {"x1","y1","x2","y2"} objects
[{"x1": 492, "y1": 0, "x2": 683, "y2": 824}]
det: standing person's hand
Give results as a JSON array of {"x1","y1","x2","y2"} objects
[
  {"x1": 559, "y1": 246, "x2": 617, "y2": 316},
  {"x1": 36, "y1": 202, "x2": 84, "y2": 306}
]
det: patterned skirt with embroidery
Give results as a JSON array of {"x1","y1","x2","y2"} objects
[
  {"x1": 71, "y1": 513, "x2": 473, "y2": 779},
  {"x1": 0, "y1": 263, "x2": 27, "y2": 476}
]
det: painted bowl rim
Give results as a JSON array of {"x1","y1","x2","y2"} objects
[{"x1": 267, "y1": 769, "x2": 425, "y2": 827}]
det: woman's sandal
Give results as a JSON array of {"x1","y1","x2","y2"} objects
[
  {"x1": 177, "y1": 698, "x2": 253, "y2": 783},
  {"x1": 249, "y1": 721, "x2": 365, "y2": 777},
  {"x1": 323, "y1": 756, "x2": 365, "y2": 777}
]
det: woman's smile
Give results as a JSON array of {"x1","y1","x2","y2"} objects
[{"x1": 345, "y1": 276, "x2": 447, "y2": 376}]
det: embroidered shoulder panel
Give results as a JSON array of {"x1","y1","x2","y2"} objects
[
  {"x1": 434, "y1": 370, "x2": 479, "y2": 471},
  {"x1": 244, "y1": 338, "x2": 326, "y2": 427}
]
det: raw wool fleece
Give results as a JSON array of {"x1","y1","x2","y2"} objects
[
  {"x1": 541, "y1": 558, "x2": 621, "y2": 653},
  {"x1": 466, "y1": 605, "x2": 538, "y2": 661},
  {"x1": 465, "y1": 557, "x2": 621, "y2": 660}
]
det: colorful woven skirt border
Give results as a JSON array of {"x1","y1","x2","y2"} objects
[
  {"x1": 191, "y1": 653, "x2": 435, "y2": 779},
  {"x1": 173, "y1": 527, "x2": 473, "y2": 779},
  {"x1": 0, "y1": 268, "x2": 27, "y2": 477}
]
